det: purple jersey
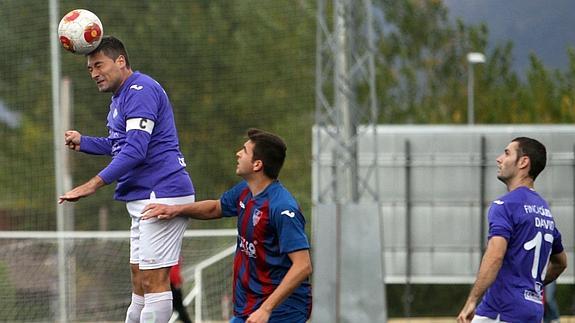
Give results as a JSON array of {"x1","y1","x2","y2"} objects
[
  {"x1": 476, "y1": 186, "x2": 563, "y2": 322},
  {"x1": 220, "y1": 180, "x2": 312, "y2": 320},
  {"x1": 80, "y1": 72, "x2": 194, "y2": 201}
]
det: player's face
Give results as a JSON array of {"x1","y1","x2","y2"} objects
[
  {"x1": 496, "y1": 141, "x2": 522, "y2": 183},
  {"x1": 236, "y1": 140, "x2": 257, "y2": 177},
  {"x1": 87, "y1": 51, "x2": 125, "y2": 93}
]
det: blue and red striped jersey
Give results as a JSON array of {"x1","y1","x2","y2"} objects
[{"x1": 220, "y1": 180, "x2": 312, "y2": 319}]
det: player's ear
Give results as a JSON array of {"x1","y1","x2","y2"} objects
[
  {"x1": 115, "y1": 55, "x2": 126, "y2": 67},
  {"x1": 518, "y1": 155, "x2": 530, "y2": 170},
  {"x1": 253, "y1": 159, "x2": 263, "y2": 172}
]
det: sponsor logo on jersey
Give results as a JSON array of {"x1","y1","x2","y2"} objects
[
  {"x1": 130, "y1": 84, "x2": 143, "y2": 91},
  {"x1": 524, "y1": 282, "x2": 543, "y2": 304},
  {"x1": 113, "y1": 108, "x2": 118, "y2": 118},
  {"x1": 239, "y1": 201, "x2": 245, "y2": 209},
  {"x1": 493, "y1": 200, "x2": 504, "y2": 205},
  {"x1": 239, "y1": 235, "x2": 257, "y2": 258},
  {"x1": 523, "y1": 204, "x2": 552, "y2": 217},
  {"x1": 178, "y1": 157, "x2": 186, "y2": 167},
  {"x1": 252, "y1": 209, "x2": 262, "y2": 226},
  {"x1": 281, "y1": 210, "x2": 295, "y2": 218}
]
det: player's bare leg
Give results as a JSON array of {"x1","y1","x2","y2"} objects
[
  {"x1": 125, "y1": 264, "x2": 145, "y2": 323},
  {"x1": 141, "y1": 267, "x2": 171, "y2": 293},
  {"x1": 140, "y1": 267, "x2": 173, "y2": 323}
]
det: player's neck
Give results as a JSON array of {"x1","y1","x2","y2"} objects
[
  {"x1": 113, "y1": 69, "x2": 133, "y2": 95},
  {"x1": 506, "y1": 176, "x2": 534, "y2": 192},
  {"x1": 120, "y1": 69, "x2": 133, "y2": 85},
  {"x1": 246, "y1": 174, "x2": 274, "y2": 197}
]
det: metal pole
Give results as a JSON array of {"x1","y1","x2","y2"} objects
[
  {"x1": 60, "y1": 77, "x2": 74, "y2": 231},
  {"x1": 365, "y1": 0, "x2": 387, "y2": 319},
  {"x1": 314, "y1": 0, "x2": 325, "y2": 205},
  {"x1": 195, "y1": 269, "x2": 202, "y2": 323},
  {"x1": 333, "y1": 150, "x2": 341, "y2": 323},
  {"x1": 467, "y1": 53, "x2": 485, "y2": 125},
  {"x1": 479, "y1": 136, "x2": 486, "y2": 257},
  {"x1": 404, "y1": 139, "x2": 413, "y2": 317},
  {"x1": 334, "y1": 0, "x2": 358, "y2": 202},
  {"x1": 49, "y1": 0, "x2": 67, "y2": 322},
  {"x1": 467, "y1": 63, "x2": 474, "y2": 125},
  {"x1": 60, "y1": 77, "x2": 75, "y2": 321},
  {"x1": 335, "y1": 203, "x2": 342, "y2": 323}
]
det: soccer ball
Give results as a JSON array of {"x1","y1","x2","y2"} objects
[{"x1": 58, "y1": 9, "x2": 103, "y2": 55}]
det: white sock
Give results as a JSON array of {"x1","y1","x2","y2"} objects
[
  {"x1": 140, "y1": 291, "x2": 173, "y2": 323},
  {"x1": 125, "y1": 293, "x2": 145, "y2": 323}
]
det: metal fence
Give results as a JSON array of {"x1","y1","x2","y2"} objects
[{"x1": 314, "y1": 124, "x2": 575, "y2": 283}]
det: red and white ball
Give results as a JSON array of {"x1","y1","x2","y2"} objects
[{"x1": 58, "y1": 9, "x2": 103, "y2": 55}]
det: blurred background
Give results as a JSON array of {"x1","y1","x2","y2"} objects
[{"x1": 1, "y1": 0, "x2": 575, "y2": 321}]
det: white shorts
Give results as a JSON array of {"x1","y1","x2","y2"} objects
[
  {"x1": 127, "y1": 193, "x2": 195, "y2": 270},
  {"x1": 472, "y1": 314, "x2": 508, "y2": 323}
]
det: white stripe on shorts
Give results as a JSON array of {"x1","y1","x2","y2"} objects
[{"x1": 472, "y1": 314, "x2": 508, "y2": 323}]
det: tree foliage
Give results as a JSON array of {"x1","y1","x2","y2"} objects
[
  {"x1": 1, "y1": 0, "x2": 574, "y2": 232},
  {"x1": 377, "y1": 0, "x2": 575, "y2": 125}
]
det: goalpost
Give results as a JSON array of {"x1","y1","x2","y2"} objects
[
  {"x1": 172, "y1": 243, "x2": 236, "y2": 323},
  {"x1": 0, "y1": 229, "x2": 237, "y2": 322}
]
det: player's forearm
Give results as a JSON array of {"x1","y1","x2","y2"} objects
[
  {"x1": 259, "y1": 251, "x2": 312, "y2": 313},
  {"x1": 98, "y1": 131, "x2": 150, "y2": 183},
  {"x1": 178, "y1": 200, "x2": 222, "y2": 220},
  {"x1": 466, "y1": 248, "x2": 504, "y2": 305},
  {"x1": 80, "y1": 135, "x2": 113, "y2": 155},
  {"x1": 543, "y1": 251, "x2": 567, "y2": 285},
  {"x1": 87, "y1": 175, "x2": 106, "y2": 189},
  {"x1": 59, "y1": 175, "x2": 106, "y2": 204},
  {"x1": 467, "y1": 237, "x2": 506, "y2": 304}
]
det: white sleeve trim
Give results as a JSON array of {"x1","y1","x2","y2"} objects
[{"x1": 126, "y1": 118, "x2": 155, "y2": 134}]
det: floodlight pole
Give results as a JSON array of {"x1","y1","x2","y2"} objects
[
  {"x1": 315, "y1": 0, "x2": 386, "y2": 321},
  {"x1": 334, "y1": 0, "x2": 358, "y2": 202},
  {"x1": 467, "y1": 52, "x2": 485, "y2": 125}
]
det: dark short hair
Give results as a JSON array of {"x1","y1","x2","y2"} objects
[
  {"x1": 247, "y1": 128, "x2": 287, "y2": 179},
  {"x1": 512, "y1": 137, "x2": 547, "y2": 180},
  {"x1": 88, "y1": 36, "x2": 130, "y2": 68}
]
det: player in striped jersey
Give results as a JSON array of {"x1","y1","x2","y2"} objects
[
  {"x1": 58, "y1": 36, "x2": 195, "y2": 323},
  {"x1": 142, "y1": 128, "x2": 313, "y2": 323}
]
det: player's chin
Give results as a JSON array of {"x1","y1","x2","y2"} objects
[{"x1": 96, "y1": 82, "x2": 110, "y2": 92}]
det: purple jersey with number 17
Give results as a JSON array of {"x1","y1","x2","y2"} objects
[
  {"x1": 476, "y1": 186, "x2": 563, "y2": 322},
  {"x1": 79, "y1": 71, "x2": 194, "y2": 201}
]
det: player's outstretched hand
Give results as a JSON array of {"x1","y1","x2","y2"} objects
[
  {"x1": 141, "y1": 203, "x2": 180, "y2": 220},
  {"x1": 58, "y1": 176, "x2": 104, "y2": 204},
  {"x1": 64, "y1": 130, "x2": 81, "y2": 151},
  {"x1": 456, "y1": 301, "x2": 475, "y2": 323},
  {"x1": 58, "y1": 183, "x2": 96, "y2": 204}
]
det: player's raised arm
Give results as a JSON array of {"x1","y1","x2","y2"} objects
[{"x1": 141, "y1": 200, "x2": 222, "y2": 220}]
